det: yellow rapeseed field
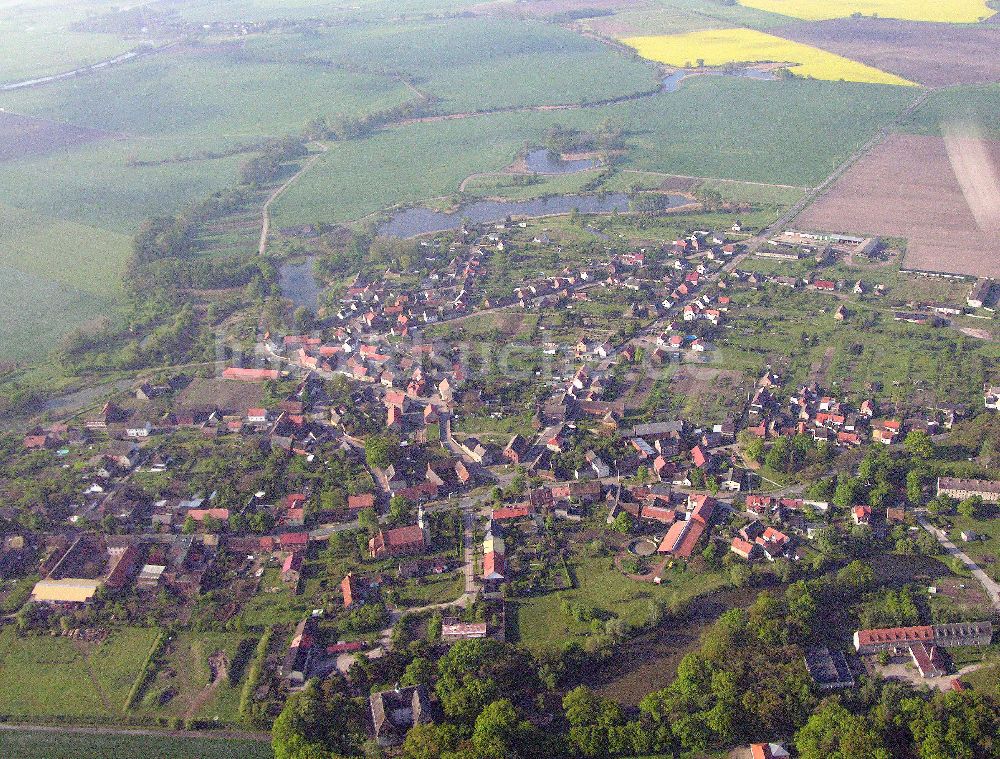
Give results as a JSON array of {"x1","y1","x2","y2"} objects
[
  {"x1": 623, "y1": 29, "x2": 917, "y2": 86},
  {"x1": 737, "y1": 0, "x2": 995, "y2": 23}
]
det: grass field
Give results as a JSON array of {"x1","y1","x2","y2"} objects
[
  {"x1": 899, "y1": 84, "x2": 1000, "y2": 138},
  {"x1": 0, "y1": 1, "x2": 133, "y2": 84},
  {"x1": 0, "y1": 627, "x2": 160, "y2": 719},
  {"x1": 241, "y1": 17, "x2": 660, "y2": 114},
  {"x1": 135, "y1": 631, "x2": 248, "y2": 723},
  {"x1": 0, "y1": 51, "x2": 414, "y2": 148},
  {"x1": 0, "y1": 730, "x2": 274, "y2": 759},
  {"x1": 514, "y1": 552, "x2": 726, "y2": 653},
  {"x1": 275, "y1": 76, "x2": 915, "y2": 226},
  {"x1": 0, "y1": 204, "x2": 130, "y2": 295},
  {"x1": 623, "y1": 29, "x2": 916, "y2": 85},
  {"x1": 737, "y1": 0, "x2": 996, "y2": 23}
]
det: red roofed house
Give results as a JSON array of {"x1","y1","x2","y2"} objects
[
  {"x1": 690, "y1": 445, "x2": 711, "y2": 469},
  {"x1": 279, "y1": 532, "x2": 309, "y2": 550},
  {"x1": 852, "y1": 505, "x2": 872, "y2": 525},
  {"x1": 282, "y1": 552, "x2": 304, "y2": 586},
  {"x1": 853, "y1": 625, "x2": 935, "y2": 654},
  {"x1": 492, "y1": 505, "x2": 531, "y2": 521},
  {"x1": 370, "y1": 524, "x2": 427, "y2": 560},
  {"x1": 657, "y1": 519, "x2": 691, "y2": 555},
  {"x1": 348, "y1": 493, "x2": 376, "y2": 511},
  {"x1": 731, "y1": 537, "x2": 759, "y2": 560},
  {"x1": 750, "y1": 744, "x2": 790, "y2": 759},
  {"x1": 187, "y1": 508, "x2": 230, "y2": 523}
]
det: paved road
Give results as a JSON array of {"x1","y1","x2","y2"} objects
[{"x1": 917, "y1": 513, "x2": 1000, "y2": 612}]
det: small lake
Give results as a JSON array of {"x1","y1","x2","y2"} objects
[
  {"x1": 378, "y1": 192, "x2": 688, "y2": 238},
  {"x1": 278, "y1": 257, "x2": 321, "y2": 311},
  {"x1": 524, "y1": 148, "x2": 598, "y2": 174}
]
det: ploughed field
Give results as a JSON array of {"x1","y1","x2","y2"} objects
[
  {"x1": 796, "y1": 133, "x2": 1000, "y2": 278},
  {"x1": 774, "y1": 18, "x2": 1000, "y2": 87}
]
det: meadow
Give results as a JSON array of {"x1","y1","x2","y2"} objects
[
  {"x1": 623, "y1": 29, "x2": 916, "y2": 85},
  {"x1": 514, "y1": 551, "x2": 726, "y2": 653},
  {"x1": 133, "y1": 631, "x2": 250, "y2": 723},
  {"x1": 275, "y1": 76, "x2": 915, "y2": 226},
  {"x1": 0, "y1": 731, "x2": 274, "y2": 759},
  {"x1": 0, "y1": 626, "x2": 160, "y2": 719},
  {"x1": 736, "y1": 0, "x2": 996, "y2": 24}
]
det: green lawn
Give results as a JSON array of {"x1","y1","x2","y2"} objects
[
  {"x1": 0, "y1": 626, "x2": 160, "y2": 719},
  {"x1": 394, "y1": 571, "x2": 465, "y2": 607},
  {"x1": 514, "y1": 552, "x2": 726, "y2": 653},
  {"x1": 0, "y1": 730, "x2": 274, "y2": 759}
]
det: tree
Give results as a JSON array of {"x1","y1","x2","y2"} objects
[
  {"x1": 904, "y1": 430, "x2": 934, "y2": 459},
  {"x1": 358, "y1": 507, "x2": 379, "y2": 535},
  {"x1": 957, "y1": 496, "x2": 984, "y2": 520},
  {"x1": 472, "y1": 699, "x2": 533, "y2": 759},
  {"x1": 181, "y1": 515, "x2": 197, "y2": 534},
  {"x1": 402, "y1": 723, "x2": 460, "y2": 759},
  {"x1": 272, "y1": 679, "x2": 363, "y2": 759},
  {"x1": 365, "y1": 435, "x2": 394, "y2": 469},
  {"x1": 609, "y1": 511, "x2": 632, "y2": 534},
  {"x1": 389, "y1": 495, "x2": 412, "y2": 525},
  {"x1": 795, "y1": 702, "x2": 889, "y2": 759}
]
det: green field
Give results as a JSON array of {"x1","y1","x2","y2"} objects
[
  {"x1": 0, "y1": 626, "x2": 160, "y2": 719},
  {"x1": 899, "y1": 84, "x2": 1000, "y2": 138},
  {"x1": 134, "y1": 631, "x2": 250, "y2": 723},
  {"x1": 514, "y1": 553, "x2": 726, "y2": 653},
  {"x1": 0, "y1": 730, "x2": 274, "y2": 759},
  {"x1": 0, "y1": 1, "x2": 133, "y2": 84},
  {"x1": 275, "y1": 76, "x2": 915, "y2": 226},
  {"x1": 242, "y1": 17, "x2": 661, "y2": 114}
]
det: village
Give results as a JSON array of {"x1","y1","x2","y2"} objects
[{"x1": 2, "y1": 213, "x2": 999, "y2": 756}]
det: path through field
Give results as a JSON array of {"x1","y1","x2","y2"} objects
[
  {"x1": 258, "y1": 142, "x2": 328, "y2": 255},
  {"x1": 184, "y1": 652, "x2": 229, "y2": 721}
]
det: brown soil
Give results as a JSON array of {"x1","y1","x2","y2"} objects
[
  {"x1": 797, "y1": 133, "x2": 1000, "y2": 278},
  {"x1": 469, "y1": 0, "x2": 643, "y2": 18},
  {"x1": 773, "y1": 18, "x2": 1000, "y2": 87},
  {"x1": 0, "y1": 111, "x2": 110, "y2": 162}
]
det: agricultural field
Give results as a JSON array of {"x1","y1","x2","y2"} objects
[
  {"x1": 0, "y1": 0, "x2": 134, "y2": 84},
  {"x1": 900, "y1": 84, "x2": 1000, "y2": 138},
  {"x1": 796, "y1": 133, "x2": 1000, "y2": 278},
  {"x1": 623, "y1": 29, "x2": 916, "y2": 85},
  {"x1": 773, "y1": 18, "x2": 1000, "y2": 87},
  {"x1": 276, "y1": 76, "x2": 916, "y2": 226},
  {"x1": 0, "y1": 626, "x2": 160, "y2": 719},
  {"x1": 0, "y1": 730, "x2": 274, "y2": 759},
  {"x1": 735, "y1": 0, "x2": 997, "y2": 24}
]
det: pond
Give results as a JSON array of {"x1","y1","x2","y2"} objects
[
  {"x1": 278, "y1": 256, "x2": 321, "y2": 311},
  {"x1": 523, "y1": 148, "x2": 599, "y2": 174},
  {"x1": 378, "y1": 192, "x2": 689, "y2": 238}
]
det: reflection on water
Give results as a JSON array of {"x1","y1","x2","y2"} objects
[{"x1": 278, "y1": 257, "x2": 320, "y2": 311}]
